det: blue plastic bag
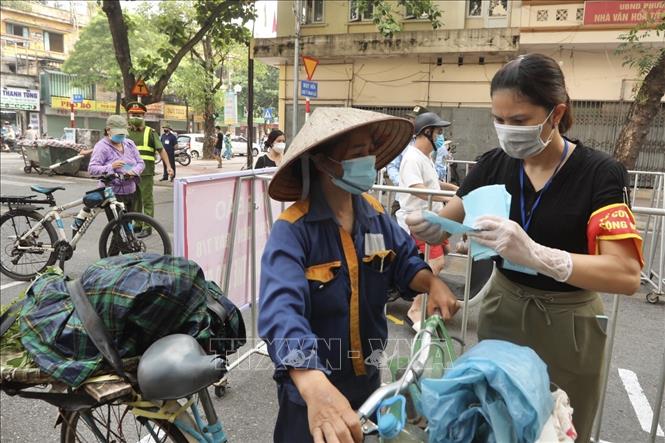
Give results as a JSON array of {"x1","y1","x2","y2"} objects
[{"x1": 421, "y1": 340, "x2": 553, "y2": 443}]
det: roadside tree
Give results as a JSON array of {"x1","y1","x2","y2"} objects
[{"x1": 613, "y1": 15, "x2": 665, "y2": 170}]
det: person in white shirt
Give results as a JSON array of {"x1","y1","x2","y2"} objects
[{"x1": 396, "y1": 112, "x2": 458, "y2": 330}]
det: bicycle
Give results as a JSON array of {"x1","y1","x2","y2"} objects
[
  {"x1": 358, "y1": 313, "x2": 457, "y2": 441},
  {"x1": 2, "y1": 333, "x2": 229, "y2": 443},
  {"x1": 0, "y1": 174, "x2": 171, "y2": 280}
]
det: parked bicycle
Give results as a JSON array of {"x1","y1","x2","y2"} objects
[{"x1": 0, "y1": 174, "x2": 171, "y2": 280}]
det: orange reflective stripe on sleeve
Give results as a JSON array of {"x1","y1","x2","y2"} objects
[
  {"x1": 587, "y1": 203, "x2": 644, "y2": 267},
  {"x1": 339, "y1": 227, "x2": 366, "y2": 376}
]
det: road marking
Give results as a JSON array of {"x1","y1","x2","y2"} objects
[
  {"x1": 0, "y1": 280, "x2": 25, "y2": 290},
  {"x1": 386, "y1": 314, "x2": 404, "y2": 325},
  {"x1": 618, "y1": 368, "x2": 665, "y2": 437},
  {"x1": 2, "y1": 174, "x2": 75, "y2": 185}
]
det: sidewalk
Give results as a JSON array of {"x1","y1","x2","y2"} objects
[{"x1": 153, "y1": 156, "x2": 252, "y2": 187}]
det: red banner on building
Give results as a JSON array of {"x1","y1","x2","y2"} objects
[{"x1": 584, "y1": 1, "x2": 665, "y2": 25}]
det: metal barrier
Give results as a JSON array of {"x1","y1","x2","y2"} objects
[{"x1": 176, "y1": 169, "x2": 664, "y2": 440}]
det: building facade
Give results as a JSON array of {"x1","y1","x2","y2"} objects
[
  {"x1": 0, "y1": 0, "x2": 90, "y2": 136},
  {"x1": 254, "y1": 0, "x2": 665, "y2": 170},
  {"x1": 1, "y1": 1, "x2": 202, "y2": 139}
]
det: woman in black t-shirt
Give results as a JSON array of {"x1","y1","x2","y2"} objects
[
  {"x1": 407, "y1": 53, "x2": 643, "y2": 442},
  {"x1": 255, "y1": 129, "x2": 285, "y2": 169}
]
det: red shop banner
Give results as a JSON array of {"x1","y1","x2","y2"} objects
[{"x1": 584, "y1": 0, "x2": 665, "y2": 25}]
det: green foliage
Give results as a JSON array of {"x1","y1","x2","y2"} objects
[
  {"x1": 2, "y1": 0, "x2": 33, "y2": 11},
  {"x1": 355, "y1": 0, "x2": 442, "y2": 38},
  {"x1": 169, "y1": 42, "x2": 278, "y2": 120},
  {"x1": 616, "y1": 14, "x2": 665, "y2": 78},
  {"x1": 63, "y1": 11, "x2": 170, "y2": 92}
]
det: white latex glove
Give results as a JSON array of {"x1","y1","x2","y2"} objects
[
  {"x1": 405, "y1": 210, "x2": 447, "y2": 245},
  {"x1": 468, "y1": 215, "x2": 573, "y2": 282}
]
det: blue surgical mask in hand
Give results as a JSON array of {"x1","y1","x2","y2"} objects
[
  {"x1": 330, "y1": 155, "x2": 377, "y2": 195},
  {"x1": 111, "y1": 134, "x2": 126, "y2": 143}
]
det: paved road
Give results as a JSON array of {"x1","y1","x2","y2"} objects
[{"x1": 1, "y1": 151, "x2": 663, "y2": 442}]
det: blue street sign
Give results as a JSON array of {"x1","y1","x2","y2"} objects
[
  {"x1": 301, "y1": 80, "x2": 318, "y2": 98},
  {"x1": 72, "y1": 94, "x2": 83, "y2": 103},
  {"x1": 263, "y1": 107, "x2": 274, "y2": 120}
]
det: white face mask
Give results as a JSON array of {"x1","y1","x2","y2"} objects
[
  {"x1": 273, "y1": 142, "x2": 286, "y2": 154},
  {"x1": 494, "y1": 108, "x2": 556, "y2": 159}
]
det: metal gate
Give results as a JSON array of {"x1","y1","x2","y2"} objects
[{"x1": 563, "y1": 100, "x2": 665, "y2": 183}]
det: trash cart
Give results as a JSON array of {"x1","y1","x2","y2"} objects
[{"x1": 17, "y1": 139, "x2": 89, "y2": 176}]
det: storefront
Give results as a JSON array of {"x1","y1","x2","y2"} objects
[
  {"x1": 0, "y1": 86, "x2": 40, "y2": 136},
  {"x1": 43, "y1": 96, "x2": 114, "y2": 138}
]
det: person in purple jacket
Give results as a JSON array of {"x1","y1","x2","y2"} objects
[{"x1": 88, "y1": 115, "x2": 145, "y2": 209}]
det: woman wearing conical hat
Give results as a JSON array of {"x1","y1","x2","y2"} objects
[{"x1": 258, "y1": 107, "x2": 459, "y2": 443}]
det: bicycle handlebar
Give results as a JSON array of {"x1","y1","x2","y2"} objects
[
  {"x1": 94, "y1": 173, "x2": 133, "y2": 185},
  {"x1": 357, "y1": 313, "x2": 440, "y2": 432}
]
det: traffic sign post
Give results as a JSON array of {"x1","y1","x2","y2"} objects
[
  {"x1": 263, "y1": 107, "x2": 274, "y2": 123},
  {"x1": 70, "y1": 94, "x2": 83, "y2": 128},
  {"x1": 301, "y1": 56, "x2": 319, "y2": 122},
  {"x1": 301, "y1": 80, "x2": 318, "y2": 121},
  {"x1": 131, "y1": 79, "x2": 150, "y2": 103}
]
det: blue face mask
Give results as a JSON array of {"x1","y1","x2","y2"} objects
[
  {"x1": 110, "y1": 134, "x2": 126, "y2": 143},
  {"x1": 433, "y1": 134, "x2": 445, "y2": 151},
  {"x1": 329, "y1": 155, "x2": 377, "y2": 195}
]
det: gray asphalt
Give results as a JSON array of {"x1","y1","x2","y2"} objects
[{"x1": 1, "y1": 152, "x2": 663, "y2": 442}]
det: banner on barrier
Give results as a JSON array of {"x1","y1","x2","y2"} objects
[{"x1": 174, "y1": 169, "x2": 282, "y2": 309}]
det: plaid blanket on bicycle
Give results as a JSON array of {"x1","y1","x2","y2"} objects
[{"x1": 17, "y1": 254, "x2": 245, "y2": 387}]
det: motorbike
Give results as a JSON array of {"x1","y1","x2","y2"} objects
[{"x1": 156, "y1": 145, "x2": 191, "y2": 166}]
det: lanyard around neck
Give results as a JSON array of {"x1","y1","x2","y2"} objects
[{"x1": 519, "y1": 139, "x2": 569, "y2": 232}]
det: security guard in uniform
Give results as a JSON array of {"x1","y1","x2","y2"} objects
[{"x1": 125, "y1": 101, "x2": 173, "y2": 238}]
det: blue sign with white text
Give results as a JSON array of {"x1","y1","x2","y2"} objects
[
  {"x1": 300, "y1": 80, "x2": 318, "y2": 98},
  {"x1": 72, "y1": 94, "x2": 83, "y2": 103}
]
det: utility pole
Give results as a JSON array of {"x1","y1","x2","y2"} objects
[{"x1": 292, "y1": 0, "x2": 302, "y2": 138}]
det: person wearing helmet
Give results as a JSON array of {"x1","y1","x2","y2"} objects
[
  {"x1": 258, "y1": 107, "x2": 459, "y2": 443},
  {"x1": 396, "y1": 112, "x2": 459, "y2": 331}
]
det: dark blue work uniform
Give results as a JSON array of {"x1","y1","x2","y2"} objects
[{"x1": 258, "y1": 182, "x2": 428, "y2": 443}]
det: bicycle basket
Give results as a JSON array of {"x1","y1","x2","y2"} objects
[{"x1": 83, "y1": 188, "x2": 106, "y2": 208}]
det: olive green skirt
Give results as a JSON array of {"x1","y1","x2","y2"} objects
[{"x1": 477, "y1": 269, "x2": 607, "y2": 443}]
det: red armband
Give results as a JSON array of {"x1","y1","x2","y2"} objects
[{"x1": 587, "y1": 203, "x2": 644, "y2": 267}]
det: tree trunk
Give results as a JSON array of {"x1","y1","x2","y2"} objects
[
  {"x1": 102, "y1": 0, "x2": 135, "y2": 103},
  {"x1": 102, "y1": 0, "x2": 226, "y2": 105},
  {"x1": 201, "y1": 36, "x2": 216, "y2": 160},
  {"x1": 613, "y1": 51, "x2": 665, "y2": 170}
]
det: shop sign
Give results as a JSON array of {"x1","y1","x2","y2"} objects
[
  {"x1": 51, "y1": 96, "x2": 95, "y2": 111},
  {"x1": 224, "y1": 91, "x2": 238, "y2": 125},
  {"x1": 1, "y1": 87, "x2": 40, "y2": 111},
  {"x1": 164, "y1": 104, "x2": 187, "y2": 121},
  {"x1": 584, "y1": 1, "x2": 665, "y2": 25},
  {"x1": 96, "y1": 101, "x2": 117, "y2": 113},
  {"x1": 146, "y1": 101, "x2": 165, "y2": 115},
  {"x1": 50, "y1": 96, "x2": 117, "y2": 113}
]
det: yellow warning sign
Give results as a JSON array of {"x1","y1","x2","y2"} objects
[
  {"x1": 131, "y1": 79, "x2": 150, "y2": 97},
  {"x1": 302, "y1": 56, "x2": 319, "y2": 81}
]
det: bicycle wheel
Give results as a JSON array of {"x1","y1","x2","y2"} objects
[
  {"x1": 60, "y1": 407, "x2": 188, "y2": 443},
  {"x1": 0, "y1": 209, "x2": 58, "y2": 280},
  {"x1": 178, "y1": 152, "x2": 191, "y2": 166},
  {"x1": 98, "y1": 212, "x2": 171, "y2": 258}
]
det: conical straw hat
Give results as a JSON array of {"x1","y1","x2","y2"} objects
[{"x1": 268, "y1": 107, "x2": 413, "y2": 201}]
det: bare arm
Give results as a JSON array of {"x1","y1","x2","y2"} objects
[
  {"x1": 289, "y1": 369, "x2": 361, "y2": 443},
  {"x1": 409, "y1": 183, "x2": 452, "y2": 203},
  {"x1": 409, "y1": 268, "x2": 459, "y2": 319},
  {"x1": 567, "y1": 239, "x2": 641, "y2": 295}
]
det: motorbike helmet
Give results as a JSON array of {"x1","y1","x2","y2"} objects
[{"x1": 414, "y1": 112, "x2": 450, "y2": 136}]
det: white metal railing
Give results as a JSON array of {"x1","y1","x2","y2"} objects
[{"x1": 180, "y1": 169, "x2": 663, "y2": 442}]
